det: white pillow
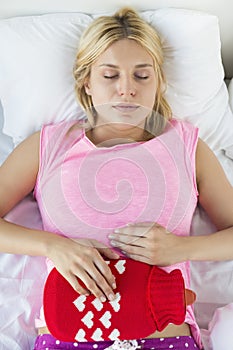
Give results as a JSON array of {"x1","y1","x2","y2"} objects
[
  {"x1": 144, "y1": 9, "x2": 233, "y2": 152},
  {"x1": 0, "y1": 13, "x2": 92, "y2": 145},
  {"x1": 0, "y1": 8, "x2": 233, "y2": 150}
]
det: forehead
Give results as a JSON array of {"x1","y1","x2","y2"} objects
[{"x1": 94, "y1": 39, "x2": 154, "y2": 67}]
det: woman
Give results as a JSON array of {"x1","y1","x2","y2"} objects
[{"x1": 0, "y1": 7, "x2": 233, "y2": 350}]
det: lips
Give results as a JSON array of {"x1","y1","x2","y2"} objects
[{"x1": 113, "y1": 103, "x2": 139, "y2": 113}]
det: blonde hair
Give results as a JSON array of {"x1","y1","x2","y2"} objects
[{"x1": 73, "y1": 7, "x2": 172, "y2": 136}]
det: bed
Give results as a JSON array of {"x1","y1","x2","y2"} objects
[{"x1": 0, "y1": 1, "x2": 233, "y2": 349}]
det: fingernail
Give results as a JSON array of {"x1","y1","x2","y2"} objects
[
  {"x1": 110, "y1": 240, "x2": 117, "y2": 246},
  {"x1": 108, "y1": 234, "x2": 115, "y2": 239},
  {"x1": 112, "y1": 282, "x2": 117, "y2": 289},
  {"x1": 114, "y1": 229, "x2": 120, "y2": 233},
  {"x1": 100, "y1": 296, "x2": 106, "y2": 302},
  {"x1": 108, "y1": 293, "x2": 115, "y2": 301}
]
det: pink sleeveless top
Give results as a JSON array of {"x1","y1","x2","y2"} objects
[{"x1": 34, "y1": 118, "x2": 201, "y2": 347}]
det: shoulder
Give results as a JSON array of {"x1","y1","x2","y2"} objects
[
  {"x1": 0, "y1": 131, "x2": 41, "y2": 216},
  {"x1": 168, "y1": 118, "x2": 198, "y2": 135},
  {"x1": 196, "y1": 137, "x2": 229, "y2": 191},
  {"x1": 195, "y1": 138, "x2": 220, "y2": 184},
  {"x1": 41, "y1": 119, "x2": 81, "y2": 135},
  {"x1": 38, "y1": 119, "x2": 88, "y2": 163},
  {"x1": 165, "y1": 118, "x2": 199, "y2": 151},
  {"x1": 10, "y1": 130, "x2": 41, "y2": 157},
  {"x1": 41, "y1": 119, "x2": 85, "y2": 146}
]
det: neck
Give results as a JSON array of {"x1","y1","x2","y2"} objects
[{"x1": 86, "y1": 123, "x2": 152, "y2": 147}]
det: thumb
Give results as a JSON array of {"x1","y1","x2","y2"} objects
[{"x1": 98, "y1": 246, "x2": 120, "y2": 259}]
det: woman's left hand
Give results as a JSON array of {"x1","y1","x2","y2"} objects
[{"x1": 108, "y1": 222, "x2": 188, "y2": 266}]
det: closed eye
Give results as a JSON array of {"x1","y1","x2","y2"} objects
[
  {"x1": 135, "y1": 74, "x2": 149, "y2": 80},
  {"x1": 104, "y1": 75, "x2": 149, "y2": 80},
  {"x1": 104, "y1": 75, "x2": 118, "y2": 79}
]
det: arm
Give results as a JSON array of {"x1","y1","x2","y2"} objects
[
  {"x1": 185, "y1": 138, "x2": 233, "y2": 261},
  {"x1": 0, "y1": 132, "x2": 48, "y2": 256},
  {"x1": 0, "y1": 134, "x2": 117, "y2": 300},
  {"x1": 109, "y1": 139, "x2": 233, "y2": 264}
]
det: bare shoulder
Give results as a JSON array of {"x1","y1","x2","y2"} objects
[
  {"x1": 196, "y1": 138, "x2": 233, "y2": 230},
  {"x1": 1, "y1": 131, "x2": 41, "y2": 170},
  {"x1": 0, "y1": 131, "x2": 41, "y2": 217}
]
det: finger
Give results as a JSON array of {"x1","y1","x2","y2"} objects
[
  {"x1": 123, "y1": 251, "x2": 151, "y2": 265},
  {"x1": 112, "y1": 242, "x2": 156, "y2": 264},
  {"x1": 109, "y1": 234, "x2": 145, "y2": 248},
  {"x1": 93, "y1": 258, "x2": 117, "y2": 298},
  {"x1": 93, "y1": 241, "x2": 120, "y2": 259},
  {"x1": 98, "y1": 247, "x2": 120, "y2": 259},
  {"x1": 76, "y1": 270, "x2": 111, "y2": 302},
  {"x1": 87, "y1": 269, "x2": 116, "y2": 302},
  {"x1": 114, "y1": 222, "x2": 156, "y2": 237},
  {"x1": 118, "y1": 242, "x2": 148, "y2": 255},
  {"x1": 74, "y1": 252, "x2": 116, "y2": 301},
  {"x1": 77, "y1": 239, "x2": 120, "y2": 260},
  {"x1": 64, "y1": 272, "x2": 90, "y2": 296}
]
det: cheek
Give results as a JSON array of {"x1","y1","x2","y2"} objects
[
  {"x1": 90, "y1": 84, "x2": 114, "y2": 105},
  {"x1": 143, "y1": 85, "x2": 156, "y2": 108},
  {"x1": 91, "y1": 91, "x2": 107, "y2": 106}
]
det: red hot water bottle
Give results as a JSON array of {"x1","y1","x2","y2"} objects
[{"x1": 43, "y1": 259, "x2": 196, "y2": 342}]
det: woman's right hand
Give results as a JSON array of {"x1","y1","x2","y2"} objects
[{"x1": 46, "y1": 235, "x2": 119, "y2": 302}]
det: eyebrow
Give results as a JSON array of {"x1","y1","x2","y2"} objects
[{"x1": 98, "y1": 63, "x2": 153, "y2": 68}]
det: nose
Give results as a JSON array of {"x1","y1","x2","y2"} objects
[{"x1": 117, "y1": 76, "x2": 136, "y2": 97}]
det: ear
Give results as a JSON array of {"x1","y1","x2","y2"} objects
[{"x1": 84, "y1": 79, "x2": 92, "y2": 96}]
